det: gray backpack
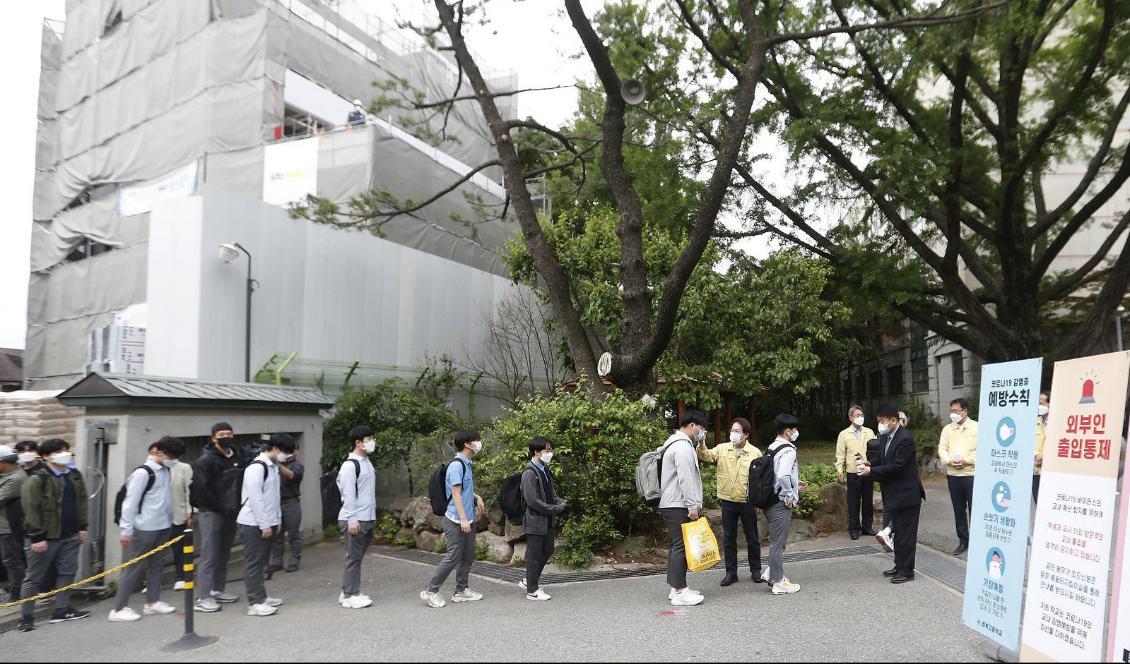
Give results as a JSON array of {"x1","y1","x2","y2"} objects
[{"x1": 635, "y1": 436, "x2": 684, "y2": 507}]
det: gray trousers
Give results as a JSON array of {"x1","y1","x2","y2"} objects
[
  {"x1": 196, "y1": 510, "x2": 237, "y2": 596},
  {"x1": 427, "y1": 518, "x2": 475, "y2": 593},
  {"x1": 271, "y1": 501, "x2": 303, "y2": 569},
  {"x1": 0, "y1": 533, "x2": 25, "y2": 597},
  {"x1": 338, "y1": 520, "x2": 374, "y2": 597},
  {"x1": 660, "y1": 507, "x2": 691, "y2": 590},
  {"x1": 20, "y1": 535, "x2": 79, "y2": 620},
  {"x1": 765, "y1": 501, "x2": 793, "y2": 584},
  {"x1": 240, "y1": 524, "x2": 275, "y2": 605},
  {"x1": 114, "y1": 528, "x2": 170, "y2": 610}
]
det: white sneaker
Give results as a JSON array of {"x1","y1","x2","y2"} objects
[
  {"x1": 193, "y1": 598, "x2": 220, "y2": 613},
  {"x1": 526, "y1": 588, "x2": 551, "y2": 601},
  {"x1": 420, "y1": 590, "x2": 446, "y2": 608},
  {"x1": 876, "y1": 527, "x2": 894, "y2": 552},
  {"x1": 173, "y1": 581, "x2": 186, "y2": 591},
  {"x1": 451, "y1": 589, "x2": 483, "y2": 602},
  {"x1": 760, "y1": 568, "x2": 771, "y2": 583},
  {"x1": 771, "y1": 580, "x2": 801, "y2": 595},
  {"x1": 211, "y1": 590, "x2": 239, "y2": 603},
  {"x1": 670, "y1": 588, "x2": 705, "y2": 606},
  {"x1": 341, "y1": 595, "x2": 372, "y2": 609},
  {"x1": 668, "y1": 587, "x2": 703, "y2": 600},
  {"x1": 518, "y1": 579, "x2": 527, "y2": 590},
  {"x1": 108, "y1": 607, "x2": 141, "y2": 622},
  {"x1": 247, "y1": 603, "x2": 278, "y2": 617},
  {"x1": 264, "y1": 597, "x2": 284, "y2": 608},
  {"x1": 143, "y1": 601, "x2": 176, "y2": 615}
]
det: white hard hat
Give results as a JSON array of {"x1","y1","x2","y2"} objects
[
  {"x1": 0, "y1": 444, "x2": 16, "y2": 462},
  {"x1": 352, "y1": 99, "x2": 363, "y2": 106}
]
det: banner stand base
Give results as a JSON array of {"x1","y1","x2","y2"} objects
[{"x1": 982, "y1": 641, "x2": 1018, "y2": 663}]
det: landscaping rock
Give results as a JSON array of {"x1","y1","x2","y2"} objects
[
  {"x1": 475, "y1": 510, "x2": 490, "y2": 533},
  {"x1": 788, "y1": 519, "x2": 818, "y2": 543},
  {"x1": 510, "y1": 542, "x2": 527, "y2": 566},
  {"x1": 395, "y1": 528, "x2": 416, "y2": 548},
  {"x1": 415, "y1": 529, "x2": 442, "y2": 553},
  {"x1": 488, "y1": 505, "x2": 505, "y2": 529},
  {"x1": 873, "y1": 494, "x2": 885, "y2": 515},
  {"x1": 813, "y1": 482, "x2": 848, "y2": 533},
  {"x1": 425, "y1": 512, "x2": 448, "y2": 533},
  {"x1": 479, "y1": 532, "x2": 513, "y2": 563},
  {"x1": 702, "y1": 508, "x2": 724, "y2": 542},
  {"x1": 387, "y1": 498, "x2": 412, "y2": 520},
  {"x1": 504, "y1": 521, "x2": 525, "y2": 544},
  {"x1": 402, "y1": 496, "x2": 432, "y2": 529}
]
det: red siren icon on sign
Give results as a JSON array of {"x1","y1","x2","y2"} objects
[{"x1": 1080, "y1": 377, "x2": 1096, "y2": 404}]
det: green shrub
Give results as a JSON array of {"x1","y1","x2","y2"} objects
[
  {"x1": 475, "y1": 540, "x2": 489, "y2": 561},
  {"x1": 795, "y1": 463, "x2": 838, "y2": 520},
  {"x1": 323, "y1": 523, "x2": 341, "y2": 540},
  {"x1": 478, "y1": 382, "x2": 668, "y2": 565},
  {"x1": 373, "y1": 512, "x2": 400, "y2": 543}
]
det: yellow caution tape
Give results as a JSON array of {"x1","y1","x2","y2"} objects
[{"x1": 0, "y1": 534, "x2": 187, "y2": 610}]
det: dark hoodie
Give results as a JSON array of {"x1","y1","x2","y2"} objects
[{"x1": 190, "y1": 444, "x2": 245, "y2": 513}]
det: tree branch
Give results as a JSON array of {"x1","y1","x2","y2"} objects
[{"x1": 766, "y1": 0, "x2": 1007, "y2": 46}]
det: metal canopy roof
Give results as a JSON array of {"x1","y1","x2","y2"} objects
[{"x1": 57, "y1": 373, "x2": 335, "y2": 410}]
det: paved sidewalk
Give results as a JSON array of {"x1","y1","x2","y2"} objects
[{"x1": 0, "y1": 537, "x2": 990, "y2": 662}]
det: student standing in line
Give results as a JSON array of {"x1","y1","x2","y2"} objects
[
  {"x1": 191, "y1": 422, "x2": 246, "y2": 612},
  {"x1": 764, "y1": 414, "x2": 803, "y2": 596},
  {"x1": 697, "y1": 417, "x2": 763, "y2": 586},
  {"x1": 420, "y1": 429, "x2": 486, "y2": 608},
  {"x1": 337, "y1": 426, "x2": 377, "y2": 609},
  {"x1": 271, "y1": 440, "x2": 305, "y2": 575},
  {"x1": 518, "y1": 437, "x2": 566, "y2": 601},
  {"x1": 938, "y1": 398, "x2": 978, "y2": 556},
  {"x1": 0, "y1": 444, "x2": 28, "y2": 603},
  {"x1": 17, "y1": 439, "x2": 91, "y2": 632},
  {"x1": 660, "y1": 410, "x2": 706, "y2": 607},
  {"x1": 237, "y1": 433, "x2": 294, "y2": 617},
  {"x1": 108, "y1": 437, "x2": 181, "y2": 623}
]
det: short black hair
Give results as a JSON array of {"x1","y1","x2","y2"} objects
[
  {"x1": 950, "y1": 398, "x2": 970, "y2": 411},
  {"x1": 774, "y1": 414, "x2": 799, "y2": 434},
  {"x1": 876, "y1": 403, "x2": 900, "y2": 419},
  {"x1": 348, "y1": 425, "x2": 373, "y2": 444},
  {"x1": 680, "y1": 410, "x2": 707, "y2": 428},
  {"x1": 211, "y1": 422, "x2": 234, "y2": 436},
  {"x1": 454, "y1": 429, "x2": 481, "y2": 451},
  {"x1": 151, "y1": 436, "x2": 186, "y2": 457},
  {"x1": 15, "y1": 440, "x2": 38, "y2": 453},
  {"x1": 267, "y1": 433, "x2": 296, "y2": 454},
  {"x1": 529, "y1": 436, "x2": 552, "y2": 456},
  {"x1": 38, "y1": 438, "x2": 70, "y2": 457}
]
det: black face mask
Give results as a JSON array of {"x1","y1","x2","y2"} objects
[{"x1": 214, "y1": 437, "x2": 233, "y2": 450}]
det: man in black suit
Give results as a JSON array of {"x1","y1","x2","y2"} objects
[{"x1": 860, "y1": 403, "x2": 925, "y2": 583}]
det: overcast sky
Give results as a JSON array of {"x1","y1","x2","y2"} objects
[{"x1": 0, "y1": 0, "x2": 774, "y2": 351}]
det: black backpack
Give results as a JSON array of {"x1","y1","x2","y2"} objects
[
  {"x1": 113, "y1": 465, "x2": 156, "y2": 526},
  {"x1": 5, "y1": 496, "x2": 24, "y2": 539},
  {"x1": 428, "y1": 458, "x2": 468, "y2": 516},
  {"x1": 232, "y1": 460, "x2": 270, "y2": 514},
  {"x1": 747, "y1": 442, "x2": 795, "y2": 509},
  {"x1": 499, "y1": 471, "x2": 526, "y2": 525}
]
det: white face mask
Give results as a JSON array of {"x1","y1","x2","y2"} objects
[
  {"x1": 162, "y1": 458, "x2": 178, "y2": 469},
  {"x1": 729, "y1": 431, "x2": 742, "y2": 444},
  {"x1": 852, "y1": 416, "x2": 865, "y2": 427},
  {"x1": 788, "y1": 430, "x2": 800, "y2": 443},
  {"x1": 468, "y1": 441, "x2": 483, "y2": 454},
  {"x1": 1038, "y1": 404, "x2": 1049, "y2": 417},
  {"x1": 361, "y1": 439, "x2": 376, "y2": 454},
  {"x1": 877, "y1": 422, "x2": 891, "y2": 435},
  {"x1": 950, "y1": 412, "x2": 963, "y2": 424},
  {"x1": 17, "y1": 452, "x2": 38, "y2": 465},
  {"x1": 50, "y1": 452, "x2": 73, "y2": 467},
  {"x1": 540, "y1": 451, "x2": 553, "y2": 464},
  {"x1": 275, "y1": 452, "x2": 290, "y2": 464}
]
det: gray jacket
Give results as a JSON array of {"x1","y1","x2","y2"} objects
[
  {"x1": 0, "y1": 466, "x2": 27, "y2": 535},
  {"x1": 521, "y1": 462, "x2": 565, "y2": 536},
  {"x1": 659, "y1": 432, "x2": 703, "y2": 511}
]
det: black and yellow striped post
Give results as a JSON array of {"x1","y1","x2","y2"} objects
[{"x1": 162, "y1": 528, "x2": 218, "y2": 651}]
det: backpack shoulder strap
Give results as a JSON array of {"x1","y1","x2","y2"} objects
[{"x1": 136, "y1": 465, "x2": 156, "y2": 504}]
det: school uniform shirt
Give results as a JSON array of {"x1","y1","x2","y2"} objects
[
  {"x1": 236, "y1": 453, "x2": 281, "y2": 529},
  {"x1": 119, "y1": 460, "x2": 173, "y2": 536},
  {"x1": 938, "y1": 419, "x2": 979, "y2": 477},
  {"x1": 835, "y1": 425, "x2": 876, "y2": 475},
  {"x1": 444, "y1": 454, "x2": 475, "y2": 523},
  {"x1": 768, "y1": 438, "x2": 800, "y2": 505},
  {"x1": 697, "y1": 441, "x2": 762, "y2": 502},
  {"x1": 337, "y1": 453, "x2": 376, "y2": 523}
]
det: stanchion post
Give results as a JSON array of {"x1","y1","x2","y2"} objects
[{"x1": 162, "y1": 528, "x2": 218, "y2": 652}]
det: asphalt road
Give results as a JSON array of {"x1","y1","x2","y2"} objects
[{"x1": 1, "y1": 537, "x2": 990, "y2": 662}]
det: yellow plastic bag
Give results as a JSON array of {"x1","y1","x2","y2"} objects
[{"x1": 682, "y1": 517, "x2": 721, "y2": 573}]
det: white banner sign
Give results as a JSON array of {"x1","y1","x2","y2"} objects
[
  {"x1": 263, "y1": 137, "x2": 319, "y2": 206},
  {"x1": 117, "y1": 160, "x2": 199, "y2": 217}
]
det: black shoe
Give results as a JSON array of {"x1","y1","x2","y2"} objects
[
  {"x1": 49, "y1": 607, "x2": 90, "y2": 623},
  {"x1": 17, "y1": 619, "x2": 35, "y2": 632},
  {"x1": 882, "y1": 568, "x2": 898, "y2": 577},
  {"x1": 720, "y1": 574, "x2": 739, "y2": 587},
  {"x1": 891, "y1": 574, "x2": 915, "y2": 584},
  {"x1": 752, "y1": 571, "x2": 766, "y2": 584},
  {"x1": 285, "y1": 564, "x2": 299, "y2": 573},
  {"x1": 850, "y1": 533, "x2": 860, "y2": 540},
  {"x1": 952, "y1": 544, "x2": 968, "y2": 556},
  {"x1": 862, "y1": 530, "x2": 877, "y2": 536}
]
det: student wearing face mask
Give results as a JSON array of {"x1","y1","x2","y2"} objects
[
  {"x1": 938, "y1": 398, "x2": 978, "y2": 556},
  {"x1": 338, "y1": 426, "x2": 377, "y2": 609},
  {"x1": 764, "y1": 414, "x2": 804, "y2": 595},
  {"x1": 836, "y1": 406, "x2": 877, "y2": 540},
  {"x1": 108, "y1": 437, "x2": 181, "y2": 623},
  {"x1": 1033, "y1": 391, "x2": 1049, "y2": 503},
  {"x1": 237, "y1": 433, "x2": 295, "y2": 617},
  {"x1": 421, "y1": 429, "x2": 487, "y2": 608},
  {"x1": 270, "y1": 440, "x2": 305, "y2": 575},
  {"x1": 0, "y1": 444, "x2": 28, "y2": 603},
  {"x1": 859, "y1": 404, "x2": 925, "y2": 584},
  {"x1": 659, "y1": 410, "x2": 707, "y2": 606},
  {"x1": 519, "y1": 437, "x2": 566, "y2": 601},
  {"x1": 17, "y1": 439, "x2": 91, "y2": 632},
  {"x1": 191, "y1": 422, "x2": 246, "y2": 612},
  {"x1": 15, "y1": 440, "x2": 42, "y2": 473},
  {"x1": 697, "y1": 417, "x2": 763, "y2": 586}
]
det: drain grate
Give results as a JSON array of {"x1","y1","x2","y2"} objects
[{"x1": 371, "y1": 544, "x2": 881, "y2": 585}]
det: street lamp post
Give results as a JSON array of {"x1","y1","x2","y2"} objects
[
  {"x1": 1117, "y1": 305, "x2": 1126, "y2": 352},
  {"x1": 218, "y1": 242, "x2": 254, "y2": 382}
]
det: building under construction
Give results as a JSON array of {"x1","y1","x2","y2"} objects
[{"x1": 28, "y1": 0, "x2": 538, "y2": 415}]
